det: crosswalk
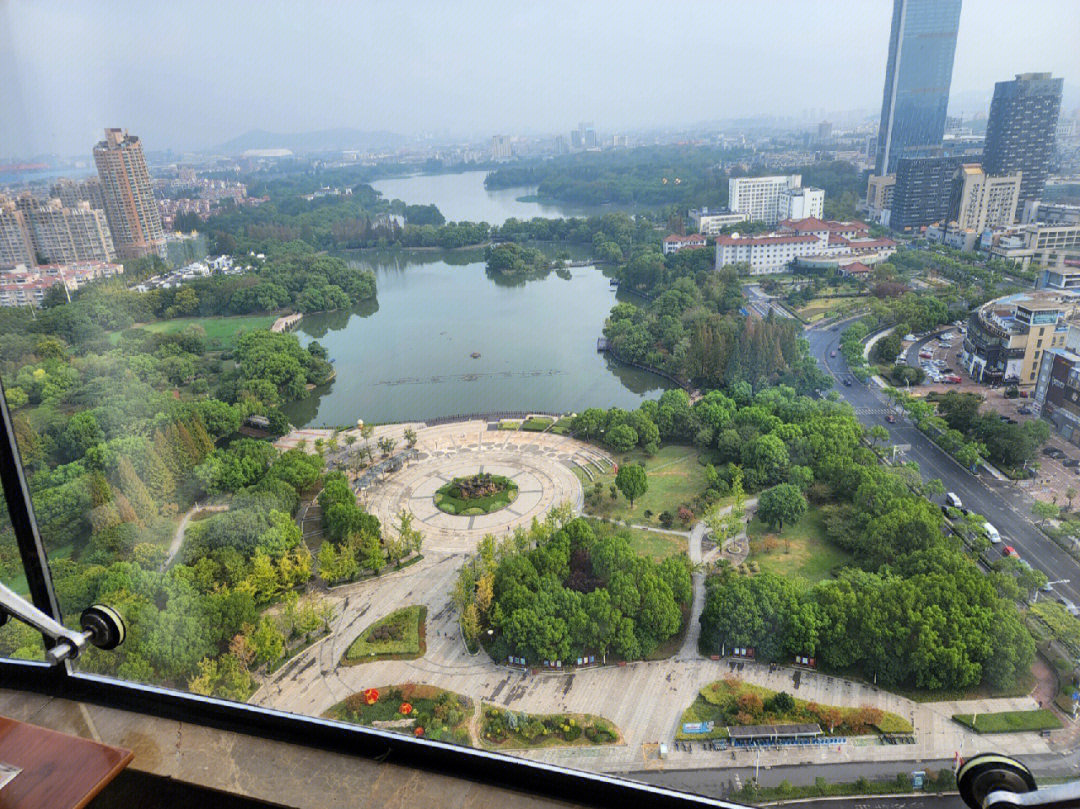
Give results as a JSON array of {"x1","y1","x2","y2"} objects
[{"x1": 854, "y1": 407, "x2": 895, "y2": 416}]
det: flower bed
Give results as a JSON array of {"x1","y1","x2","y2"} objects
[
  {"x1": 435, "y1": 473, "x2": 518, "y2": 515},
  {"x1": 323, "y1": 683, "x2": 471, "y2": 745},
  {"x1": 480, "y1": 705, "x2": 620, "y2": 749},
  {"x1": 676, "y1": 677, "x2": 912, "y2": 741},
  {"x1": 342, "y1": 605, "x2": 426, "y2": 664}
]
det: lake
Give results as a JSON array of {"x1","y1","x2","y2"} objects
[
  {"x1": 370, "y1": 170, "x2": 633, "y2": 224},
  {"x1": 281, "y1": 253, "x2": 670, "y2": 427}
]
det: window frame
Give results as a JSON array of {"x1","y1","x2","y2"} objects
[{"x1": 0, "y1": 385, "x2": 739, "y2": 809}]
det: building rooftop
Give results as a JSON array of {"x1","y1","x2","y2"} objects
[{"x1": 715, "y1": 233, "x2": 820, "y2": 246}]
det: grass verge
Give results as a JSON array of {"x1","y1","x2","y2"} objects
[
  {"x1": 342, "y1": 605, "x2": 426, "y2": 664},
  {"x1": 952, "y1": 709, "x2": 1062, "y2": 733},
  {"x1": 746, "y1": 507, "x2": 854, "y2": 583}
]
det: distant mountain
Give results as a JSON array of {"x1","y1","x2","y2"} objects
[{"x1": 216, "y1": 128, "x2": 410, "y2": 155}]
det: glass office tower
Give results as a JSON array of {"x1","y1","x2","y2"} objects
[{"x1": 875, "y1": 0, "x2": 962, "y2": 175}]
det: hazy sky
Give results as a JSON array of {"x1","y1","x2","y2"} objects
[{"x1": 2, "y1": 0, "x2": 1078, "y2": 157}]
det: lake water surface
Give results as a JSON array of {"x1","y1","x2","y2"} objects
[
  {"x1": 282, "y1": 253, "x2": 669, "y2": 427},
  {"x1": 370, "y1": 170, "x2": 632, "y2": 224}
]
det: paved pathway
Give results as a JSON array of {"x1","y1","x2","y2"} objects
[{"x1": 254, "y1": 422, "x2": 1057, "y2": 776}]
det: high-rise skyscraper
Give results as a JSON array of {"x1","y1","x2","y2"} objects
[
  {"x1": 875, "y1": 0, "x2": 962, "y2": 175},
  {"x1": 0, "y1": 196, "x2": 36, "y2": 267},
  {"x1": 982, "y1": 73, "x2": 1064, "y2": 210},
  {"x1": 93, "y1": 128, "x2": 166, "y2": 261}
]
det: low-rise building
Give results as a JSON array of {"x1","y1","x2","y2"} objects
[
  {"x1": 687, "y1": 208, "x2": 749, "y2": 236},
  {"x1": 717, "y1": 218, "x2": 893, "y2": 275},
  {"x1": 662, "y1": 233, "x2": 707, "y2": 256},
  {"x1": 961, "y1": 289, "x2": 1079, "y2": 386},
  {"x1": 0, "y1": 261, "x2": 122, "y2": 307},
  {"x1": 1033, "y1": 347, "x2": 1080, "y2": 442},
  {"x1": 926, "y1": 221, "x2": 980, "y2": 252},
  {"x1": 983, "y1": 222, "x2": 1080, "y2": 270}
]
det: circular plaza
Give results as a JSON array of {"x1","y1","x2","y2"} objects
[{"x1": 354, "y1": 419, "x2": 611, "y2": 552}]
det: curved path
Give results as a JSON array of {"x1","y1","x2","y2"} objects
[
  {"x1": 254, "y1": 421, "x2": 1053, "y2": 775},
  {"x1": 165, "y1": 503, "x2": 228, "y2": 568},
  {"x1": 357, "y1": 420, "x2": 594, "y2": 552}
]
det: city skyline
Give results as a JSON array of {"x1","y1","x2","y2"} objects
[{"x1": 2, "y1": 0, "x2": 1078, "y2": 157}]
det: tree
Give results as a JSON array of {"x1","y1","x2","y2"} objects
[
  {"x1": 1068, "y1": 487, "x2": 1077, "y2": 512},
  {"x1": 606, "y1": 424, "x2": 638, "y2": 453},
  {"x1": 403, "y1": 427, "x2": 417, "y2": 448},
  {"x1": 615, "y1": 463, "x2": 648, "y2": 507},
  {"x1": 756, "y1": 484, "x2": 807, "y2": 532},
  {"x1": 377, "y1": 436, "x2": 397, "y2": 458},
  {"x1": 1032, "y1": 501, "x2": 1059, "y2": 526}
]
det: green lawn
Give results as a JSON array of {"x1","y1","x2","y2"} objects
[
  {"x1": 746, "y1": 507, "x2": 853, "y2": 583},
  {"x1": 135, "y1": 314, "x2": 277, "y2": 343},
  {"x1": 953, "y1": 710, "x2": 1061, "y2": 734},
  {"x1": 586, "y1": 519, "x2": 686, "y2": 561},
  {"x1": 521, "y1": 416, "x2": 553, "y2": 432},
  {"x1": 579, "y1": 444, "x2": 713, "y2": 528},
  {"x1": 342, "y1": 605, "x2": 426, "y2": 664}
]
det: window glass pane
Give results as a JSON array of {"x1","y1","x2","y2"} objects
[
  {"x1": 4, "y1": 1, "x2": 1080, "y2": 802},
  {"x1": 0, "y1": 481, "x2": 45, "y2": 661}
]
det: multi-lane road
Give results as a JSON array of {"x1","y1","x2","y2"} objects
[{"x1": 807, "y1": 323, "x2": 1080, "y2": 608}]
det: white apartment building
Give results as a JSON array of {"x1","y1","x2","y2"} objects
[
  {"x1": 715, "y1": 232, "x2": 821, "y2": 274},
  {"x1": 728, "y1": 174, "x2": 802, "y2": 225},
  {"x1": 687, "y1": 208, "x2": 749, "y2": 236},
  {"x1": 716, "y1": 217, "x2": 895, "y2": 275},
  {"x1": 662, "y1": 233, "x2": 707, "y2": 256},
  {"x1": 953, "y1": 165, "x2": 1021, "y2": 232},
  {"x1": 779, "y1": 187, "x2": 824, "y2": 220}
]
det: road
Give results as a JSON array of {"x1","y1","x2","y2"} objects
[{"x1": 807, "y1": 324, "x2": 1080, "y2": 608}]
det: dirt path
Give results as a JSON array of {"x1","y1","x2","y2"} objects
[
  {"x1": 165, "y1": 503, "x2": 228, "y2": 568},
  {"x1": 467, "y1": 700, "x2": 483, "y2": 747}
]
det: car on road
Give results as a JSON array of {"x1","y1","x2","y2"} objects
[
  {"x1": 1064, "y1": 459, "x2": 1080, "y2": 468},
  {"x1": 886, "y1": 413, "x2": 896, "y2": 423},
  {"x1": 1002, "y1": 545, "x2": 1018, "y2": 558},
  {"x1": 1042, "y1": 581, "x2": 1055, "y2": 592},
  {"x1": 1064, "y1": 600, "x2": 1080, "y2": 618},
  {"x1": 1018, "y1": 405, "x2": 1033, "y2": 415},
  {"x1": 943, "y1": 375, "x2": 962, "y2": 384},
  {"x1": 830, "y1": 350, "x2": 837, "y2": 357},
  {"x1": 983, "y1": 522, "x2": 1001, "y2": 544},
  {"x1": 945, "y1": 492, "x2": 962, "y2": 508},
  {"x1": 919, "y1": 351, "x2": 933, "y2": 359},
  {"x1": 1044, "y1": 447, "x2": 1065, "y2": 458},
  {"x1": 842, "y1": 377, "x2": 852, "y2": 386}
]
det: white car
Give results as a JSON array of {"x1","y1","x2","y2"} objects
[
  {"x1": 983, "y1": 522, "x2": 1001, "y2": 544},
  {"x1": 946, "y1": 492, "x2": 962, "y2": 508}
]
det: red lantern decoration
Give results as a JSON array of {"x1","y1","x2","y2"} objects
[
  {"x1": 414, "y1": 726, "x2": 424, "y2": 736},
  {"x1": 400, "y1": 702, "x2": 413, "y2": 715},
  {"x1": 363, "y1": 688, "x2": 380, "y2": 705}
]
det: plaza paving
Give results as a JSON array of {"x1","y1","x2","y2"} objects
[{"x1": 256, "y1": 419, "x2": 1060, "y2": 776}]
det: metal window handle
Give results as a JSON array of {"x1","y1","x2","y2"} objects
[
  {"x1": 959, "y1": 753, "x2": 1080, "y2": 809},
  {"x1": 0, "y1": 581, "x2": 125, "y2": 665}
]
